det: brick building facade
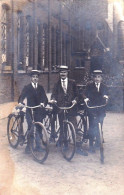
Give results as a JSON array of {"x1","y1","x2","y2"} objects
[{"x1": 0, "y1": 0, "x2": 124, "y2": 111}]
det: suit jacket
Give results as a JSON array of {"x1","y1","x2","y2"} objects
[
  {"x1": 51, "y1": 79, "x2": 78, "y2": 107},
  {"x1": 84, "y1": 81, "x2": 109, "y2": 107},
  {"x1": 19, "y1": 83, "x2": 48, "y2": 107}
]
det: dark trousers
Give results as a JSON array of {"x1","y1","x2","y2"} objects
[{"x1": 88, "y1": 112, "x2": 104, "y2": 146}]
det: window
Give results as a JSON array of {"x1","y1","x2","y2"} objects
[
  {"x1": 37, "y1": 23, "x2": 48, "y2": 71},
  {"x1": 118, "y1": 21, "x2": 124, "y2": 61},
  {"x1": 51, "y1": 26, "x2": 56, "y2": 70},
  {"x1": 42, "y1": 23, "x2": 48, "y2": 71},
  {"x1": 25, "y1": 15, "x2": 32, "y2": 69},
  {"x1": 65, "y1": 34, "x2": 69, "y2": 66},
  {"x1": 1, "y1": 4, "x2": 10, "y2": 69},
  {"x1": 17, "y1": 13, "x2": 33, "y2": 71},
  {"x1": 56, "y1": 27, "x2": 60, "y2": 66},
  {"x1": 62, "y1": 32, "x2": 66, "y2": 65},
  {"x1": 17, "y1": 11, "x2": 24, "y2": 70}
]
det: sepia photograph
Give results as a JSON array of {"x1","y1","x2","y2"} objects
[{"x1": 0, "y1": 0, "x2": 124, "y2": 194}]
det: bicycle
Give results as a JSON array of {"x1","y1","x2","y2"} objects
[
  {"x1": 44, "y1": 102, "x2": 76, "y2": 161},
  {"x1": 85, "y1": 100, "x2": 107, "y2": 164},
  {"x1": 7, "y1": 105, "x2": 49, "y2": 164}
]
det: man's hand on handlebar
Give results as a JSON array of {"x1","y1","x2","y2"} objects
[
  {"x1": 16, "y1": 103, "x2": 26, "y2": 113},
  {"x1": 72, "y1": 100, "x2": 77, "y2": 105},
  {"x1": 49, "y1": 99, "x2": 57, "y2": 104},
  {"x1": 84, "y1": 98, "x2": 89, "y2": 104},
  {"x1": 103, "y1": 95, "x2": 109, "y2": 103},
  {"x1": 40, "y1": 103, "x2": 45, "y2": 108},
  {"x1": 18, "y1": 103, "x2": 25, "y2": 108}
]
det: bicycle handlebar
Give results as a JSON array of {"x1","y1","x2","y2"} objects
[
  {"x1": 17, "y1": 104, "x2": 43, "y2": 110},
  {"x1": 25, "y1": 105, "x2": 42, "y2": 109},
  {"x1": 48, "y1": 101, "x2": 76, "y2": 110},
  {"x1": 85, "y1": 101, "x2": 107, "y2": 109}
]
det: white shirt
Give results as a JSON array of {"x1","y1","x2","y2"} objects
[
  {"x1": 95, "y1": 82, "x2": 100, "y2": 92},
  {"x1": 61, "y1": 78, "x2": 68, "y2": 92},
  {"x1": 32, "y1": 82, "x2": 38, "y2": 89}
]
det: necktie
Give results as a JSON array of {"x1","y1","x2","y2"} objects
[
  {"x1": 34, "y1": 83, "x2": 37, "y2": 89},
  {"x1": 62, "y1": 80, "x2": 67, "y2": 93},
  {"x1": 96, "y1": 83, "x2": 99, "y2": 92}
]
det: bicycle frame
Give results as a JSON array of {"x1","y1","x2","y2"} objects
[{"x1": 46, "y1": 102, "x2": 76, "y2": 161}]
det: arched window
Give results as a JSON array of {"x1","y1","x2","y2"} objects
[{"x1": 1, "y1": 4, "x2": 10, "y2": 69}]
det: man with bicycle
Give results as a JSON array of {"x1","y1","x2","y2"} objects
[
  {"x1": 84, "y1": 70, "x2": 109, "y2": 153},
  {"x1": 50, "y1": 65, "x2": 88, "y2": 156},
  {"x1": 18, "y1": 70, "x2": 48, "y2": 153}
]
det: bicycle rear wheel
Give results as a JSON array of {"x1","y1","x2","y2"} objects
[
  {"x1": 61, "y1": 121, "x2": 76, "y2": 161},
  {"x1": 29, "y1": 122, "x2": 49, "y2": 163},
  {"x1": 7, "y1": 114, "x2": 20, "y2": 148},
  {"x1": 98, "y1": 123, "x2": 104, "y2": 164}
]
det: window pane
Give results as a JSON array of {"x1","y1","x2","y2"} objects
[{"x1": 1, "y1": 5, "x2": 8, "y2": 66}]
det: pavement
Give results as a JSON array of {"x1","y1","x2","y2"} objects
[{"x1": 0, "y1": 111, "x2": 124, "y2": 195}]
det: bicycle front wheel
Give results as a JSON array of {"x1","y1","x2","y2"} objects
[
  {"x1": 61, "y1": 121, "x2": 76, "y2": 161},
  {"x1": 29, "y1": 122, "x2": 49, "y2": 164},
  {"x1": 98, "y1": 123, "x2": 104, "y2": 164},
  {"x1": 7, "y1": 114, "x2": 20, "y2": 148}
]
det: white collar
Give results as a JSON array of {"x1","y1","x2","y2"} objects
[
  {"x1": 95, "y1": 82, "x2": 100, "y2": 86},
  {"x1": 31, "y1": 82, "x2": 38, "y2": 88},
  {"x1": 61, "y1": 78, "x2": 68, "y2": 82}
]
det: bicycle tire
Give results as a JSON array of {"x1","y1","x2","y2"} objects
[
  {"x1": 7, "y1": 114, "x2": 20, "y2": 148},
  {"x1": 98, "y1": 123, "x2": 104, "y2": 164},
  {"x1": 29, "y1": 122, "x2": 49, "y2": 164},
  {"x1": 61, "y1": 121, "x2": 76, "y2": 161}
]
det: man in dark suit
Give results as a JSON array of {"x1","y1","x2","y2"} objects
[
  {"x1": 18, "y1": 70, "x2": 48, "y2": 153},
  {"x1": 84, "y1": 70, "x2": 109, "y2": 152},
  {"x1": 51, "y1": 65, "x2": 88, "y2": 156}
]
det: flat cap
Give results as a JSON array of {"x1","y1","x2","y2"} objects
[
  {"x1": 58, "y1": 65, "x2": 69, "y2": 71},
  {"x1": 93, "y1": 70, "x2": 103, "y2": 74},
  {"x1": 30, "y1": 70, "x2": 40, "y2": 76}
]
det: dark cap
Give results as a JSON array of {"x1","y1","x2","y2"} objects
[
  {"x1": 58, "y1": 65, "x2": 69, "y2": 71},
  {"x1": 30, "y1": 70, "x2": 40, "y2": 76},
  {"x1": 92, "y1": 70, "x2": 103, "y2": 75}
]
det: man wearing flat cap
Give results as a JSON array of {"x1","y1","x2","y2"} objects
[
  {"x1": 84, "y1": 69, "x2": 109, "y2": 152},
  {"x1": 18, "y1": 70, "x2": 48, "y2": 153}
]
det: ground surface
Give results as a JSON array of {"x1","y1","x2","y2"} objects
[{"x1": 0, "y1": 112, "x2": 124, "y2": 195}]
